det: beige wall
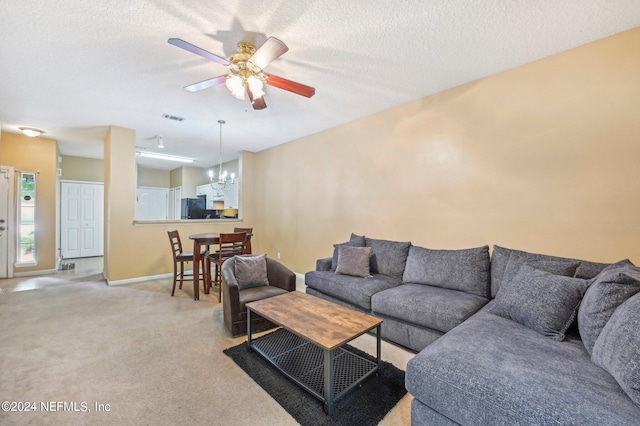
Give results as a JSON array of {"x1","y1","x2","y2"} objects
[
  {"x1": 251, "y1": 28, "x2": 640, "y2": 273},
  {"x1": 0, "y1": 132, "x2": 57, "y2": 272},
  {"x1": 61, "y1": 155, "x2": 104, "y2": 182},
  {"x1": 137, "y1": 166, "x2": 170, "y2": 188}
]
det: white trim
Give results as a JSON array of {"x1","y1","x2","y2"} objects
[
  {"x1": 107, "y1": 272, "x2": 173, "y2": 286},
  {"x1": 295, "y1": 272, "x2": 307, "y2": 293}
]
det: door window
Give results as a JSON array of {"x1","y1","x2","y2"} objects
[{"x1": 17, "y1": 172, "x2": 36, "y2": 264}]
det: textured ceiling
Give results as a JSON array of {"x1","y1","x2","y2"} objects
[{"x1": 1, "y1": 1, "x2": 639, "y2": 170}]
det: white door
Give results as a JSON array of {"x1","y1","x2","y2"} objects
[
  {"x1": 61, "y1": 182, "x2": 104, "y2": 259},
  {"x1": 0, "y1": 166, "x2": 15, "y2": 278},
  {"x1": 168, "y1": 186, "x2": 182, "y2": 220},
  {"x1": 136, "y1": 187, "x2": 169, "y2": 220},
  {"x1": 81, "y1": 184, "x2": 103, "y2": 257},
  {"x1": 61, "y1": 182, "x2": 82, "y2": 259}
]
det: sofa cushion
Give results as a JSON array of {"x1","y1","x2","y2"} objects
[
  {"x1": 372, "y1": 283, "x2": 489, "y2": 334},
  {"x1": 331, "y1": 234, "x2": 366, "y2": 271},
  {"x1": 402, "y1": 245, "x2": 490, "y2": 298},
  {"x1": 365, "y1": 237, "x2": 411, "y2": 279},
  {"x1": 335, "y1": 246, "x2": 372, "y2": 278},
  {"x1": 489, "y1": 265, "x2": 589, "y2": 341},
  {"x1": 578, "y1": 259, "x2": 640, "y2": 355},
  {"x1": 592, "y1": 292, "x2": 640, "y2": 408},
  {"x1": 502, "y1": 258, "x2": 580, "y2": 286},
  {"x1": 234, "y1": 254, "x2": 269, "y2": 290},
  {"x1": 304, "y1": 270, "x2": 400, "y2": 310},
  {"x1": 406, "y1": 308, "x2": 640, "y2": 425},
  {"x1": 490, "y1": 245, "x2": 610, "y2": 298}
]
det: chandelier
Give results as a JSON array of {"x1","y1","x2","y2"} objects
[{"x1": 209, "y1": 120, "x2": 235, "y2": 191}]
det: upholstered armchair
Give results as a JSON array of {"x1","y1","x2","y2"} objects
[{"x1": 221, "y1": 256, "x2": 296, "y2": 336}]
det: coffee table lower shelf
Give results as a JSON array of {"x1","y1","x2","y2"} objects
[{"x1": 249, "y1": 328, "x2": 379, "y2": 415}]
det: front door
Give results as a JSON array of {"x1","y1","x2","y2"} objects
[{"x1": 0, "y1": 166, "x2": 15, "y2": 278}]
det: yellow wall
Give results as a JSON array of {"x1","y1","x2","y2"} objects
[
  {"x1": 0, "y1": 132, "x2": 57, "y2": 272},
  {"x1": 137, "y1": 166, "x2": 170, "y2": 188},
  {"x1": 61, "y1": 155, "x2": 104, "y2": 182},
  {"x1": 251, "y1": 28, "x2": 640, "y2": 273}
]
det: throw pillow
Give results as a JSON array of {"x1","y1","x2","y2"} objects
[
  {"x1": 365, "y1": 237, "x2": 411, "y2": 279},
  {"x1": 489, "y1": 264, "x2": 590, "y2": 341},
  {"x1": 335, "y1": 246, "x2": 372, "y2": 278},
  {"x1": 502, "y1": 258, "x2": 580, "y2": 288},
  {"x1": 591, "y1": 292, "x2": 640, "y2": 407},
  {"x1": 331, "y1": 234, "x2": 366, "y2": 271},
  {"x1": 234, "y1": 254, "x2": 269, "y2": 290},
  {"x1": 402, "y1": 245, "x2": 491, "y2": 298},
  {"x1": 578, "y1": 259, "x2": 640, "y2": 355}
]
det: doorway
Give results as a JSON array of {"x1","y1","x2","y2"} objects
[{"x1": 1, "y1": 166, "x2": 15, "y2": 279}]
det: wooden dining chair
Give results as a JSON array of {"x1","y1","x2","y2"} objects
[
  {"x1": 205, "y1": 232, "x2": 247, "y2": 302},
  {"x1": 233, "y1": 227, "x2": 253, "y2": 254},
  {"x1": 167, "y1": 230, "x2": 206, "y2": 297}
]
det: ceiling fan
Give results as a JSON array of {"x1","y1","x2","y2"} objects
[{"x1": 168, "y1": 37, "x2": 315, "y2": 110}]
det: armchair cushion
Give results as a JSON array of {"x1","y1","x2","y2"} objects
[{"x1": 235, "y1": 254, "x2": 269, "y2": 290}]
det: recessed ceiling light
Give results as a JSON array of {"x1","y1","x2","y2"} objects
[{"x1": 19, "y1": 127, "x2": 44, "y2": 137}]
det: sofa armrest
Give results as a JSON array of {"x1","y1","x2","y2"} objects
[
  {"x1": 222, "y1": 259, "x2": 241, "y2": 317},
  {"x1": 316, "y1": 257, "x2": 332, "y2": 271},
  {"x1": 266, "y1": 258, "x2": 296, "y2": 292}
]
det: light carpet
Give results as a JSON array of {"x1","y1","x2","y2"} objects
[{"x1": 0, "y1": 277, "x2": 412, "y2": 425}]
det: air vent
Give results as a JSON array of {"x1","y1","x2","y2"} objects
[{"x1": 161, "y1": 114, "x2": 185, "y2": 122}]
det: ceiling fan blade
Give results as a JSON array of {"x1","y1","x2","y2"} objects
[
  {"x1": 184, "y1": 75, "x2": 227, "y2": 92},
  {"x1": 247, "y1": 87, "x2": 267, "y2": 110},
  {"x1": 168, "y1": 38, "x2": 230, "y2": 66},
  {"x1": 266, "y1": 74, "x2": 315, "y2": 98},
  {"x1": 249, "y1": 37, "x2": 289, "y2": 70}
]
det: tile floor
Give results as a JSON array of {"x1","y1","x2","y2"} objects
[{"x1": 0, "y1": 256, "x2": 104, "y2": 293}]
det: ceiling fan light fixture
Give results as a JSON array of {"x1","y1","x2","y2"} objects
[
  {"x1": 19, "y1": 127, "x2": 44, "y2": 137},
  {"x1": 225, "y1": 75, "x2": 245, "y2": 100},
  {"x1": 247, "y1": 75, "x2": 265, "y2": 99}
]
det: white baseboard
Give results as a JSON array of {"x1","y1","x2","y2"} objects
[{"x1": 107, "y1": 272, "x2": 173, "y2": 286}]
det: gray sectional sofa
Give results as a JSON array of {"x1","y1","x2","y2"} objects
[{"x1": 305, "y1": 235, "x2": 640, "y2": 425}]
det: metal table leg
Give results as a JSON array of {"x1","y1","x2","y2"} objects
[
  {"x1": 323, "y1": 348, "x2": 335, "y2": 415},
  {"x1": 247, "y1": 308, "x2": 253, "y2": 351}
]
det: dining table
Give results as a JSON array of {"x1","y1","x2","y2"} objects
[
  {"x1": 188, "y1": 232, "x2": 252, "y2": 301},
  {"x1": 188, "y1": 233, "x2": 221, "y2": 301}
]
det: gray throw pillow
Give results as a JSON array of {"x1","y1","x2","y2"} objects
[
  {"x1": 402, "y1": 245, "x2": 490, "y2": 298},
  {"x1": 578, "y1": 260, "x2": 640, "y2": 355},
  {"x1": 489, "y1": 265, "x2": 590, "y2": 341},
  {"x1": 331, "y1": 234, "x2": 366, "y2": 271},
  {"x1": 234, "y1": 254, "x2": 269, "y2": 290},
  {"x1": 502, "y1": 258, "x2": 580, "y2": 288},
  {"x1": 591, "y1": 292, "x2": 640, "y2": 407},
  {"x1": 335, "y1": 246, "x2": 372, "y2": 278},
  {"x1": 365, "y1": 237, "x2": 411, "y2": 279}
]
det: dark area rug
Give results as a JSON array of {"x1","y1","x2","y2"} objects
[{"x1": 224, "y1": 339, "x2": 407, "y2": 426}]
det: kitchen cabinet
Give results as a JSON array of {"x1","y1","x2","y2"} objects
[
  {"x1": 223, "y1": 185, "x2": 239, "y2": 209},
  {"x1": 195, "y1": 184, "x2": 224, "y2": 208}
]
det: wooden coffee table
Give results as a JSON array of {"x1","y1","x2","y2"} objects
[{"x1": 246, "y1": 291, "x2": 382, "y2": 416}]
